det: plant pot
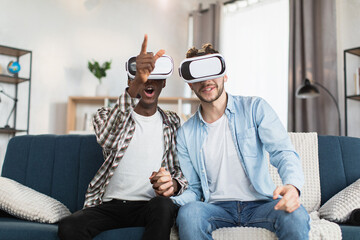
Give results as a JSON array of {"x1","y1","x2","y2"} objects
[{"x1": 96, "y1": 83, "x2": 108, "y2": 96}]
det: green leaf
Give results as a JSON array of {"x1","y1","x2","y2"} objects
[{"x1": 87, "y1": 59, "x2": 112, "y2": 83}]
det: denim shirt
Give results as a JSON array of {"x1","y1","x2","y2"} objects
[{"x1": 171, "y1": 93, "x2": 304, "y2": 206}]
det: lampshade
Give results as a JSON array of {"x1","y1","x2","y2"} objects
[{"x1": 296, "y1": 79, "x2": 320, "y2": 98}]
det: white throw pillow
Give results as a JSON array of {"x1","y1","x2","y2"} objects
[
  {"x1": 319, "y1": 178, "x2": 360, "y2": 223},
  {"x1": 0, "y1": 176, "x2": 71, "y2": 223}
]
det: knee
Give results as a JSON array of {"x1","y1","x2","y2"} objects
[
  {"x1": 285, "y1": 205, "x2": 310, "y2": 226},
  {"x1": 277, "y1": 205, "x2": 310, "y2": 237},
  {"x1": 148, "y1": 196, "x2": 177, "y2": 218},
  {"x1": 58, "y1": 214, "x2": 83, "y2": 240},
  {"x1": 176, "y1": 202, "x2": 208, "y2": 228}
]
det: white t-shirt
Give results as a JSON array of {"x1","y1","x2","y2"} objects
[
  {"x1": 103, "y1": 110, "x2": 164, "y2": 201},
  {"x1": 203, "y1": 114, "x2": 263, "y2": 203}
]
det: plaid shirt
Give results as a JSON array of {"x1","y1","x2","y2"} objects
[{"x1": 84, "y1": 89, "x2": 187, "y2": 208}]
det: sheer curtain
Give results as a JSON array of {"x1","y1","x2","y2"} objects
[{"x1": 220, "y1": 0, "x2": 289, "y2": 127}]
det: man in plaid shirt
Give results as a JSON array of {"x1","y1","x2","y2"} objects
[{"x1": 58, "y1": 35, "x2": 187, "y2": 240}]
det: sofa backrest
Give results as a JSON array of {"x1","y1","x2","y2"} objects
[
  {"x1": 318, "y1": 135, "x2": 360, "y2": 205},
  {"x1": 269, "y1": 132, "x2": 321, "y2": 213},
  {"x1": 2, "y1": 134, "x2": 360, "y2": 213},
  {"x1": 1, "y1": 135, "x2": 104, "y2": 213}
]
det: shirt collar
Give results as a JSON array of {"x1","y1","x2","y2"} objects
[
  {"x1": 226, "y1": 93, "x2": 235, "y2": 114},
  {"x1": 158, "y1": 107, "x2": 172, "y2": 126}
]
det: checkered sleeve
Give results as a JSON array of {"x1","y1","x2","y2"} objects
[{"x1": 93, "y1": 89, "x2": 139, "y2": 150}]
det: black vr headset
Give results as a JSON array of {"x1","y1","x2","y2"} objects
[
  {"x1": 178, "y1": 54, "x2": 226, "y2": 83},
  {"x1": 125, "y1": 55, "x2": 174, "y2": 80}
]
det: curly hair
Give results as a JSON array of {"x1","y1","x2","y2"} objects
[{"x1": 186, "y1": 43, "x2": 219, "y2": 58}]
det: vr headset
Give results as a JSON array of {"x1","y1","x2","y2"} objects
[
  {"x1": 178, "y1": 54, "x2": 226, "y2": 83},
  {"x1": 125, "y1": 54, "x2": 173, "y2": 80}
]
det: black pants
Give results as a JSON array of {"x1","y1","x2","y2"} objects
[{"x1": 58, "y1": 196, "x2": 178, "y2": 240}]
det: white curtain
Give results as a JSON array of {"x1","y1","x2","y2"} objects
[{"x1": 220, "y1": 0, "x2": 289, "y2": 127}]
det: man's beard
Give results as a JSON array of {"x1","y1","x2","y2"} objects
[{"x1": 194, "y1": 81, "x2": 225, "y2": 103}]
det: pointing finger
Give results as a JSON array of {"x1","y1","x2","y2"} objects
[{"x1": 140, "y1": 34, "x2": 148, "y2": 54}]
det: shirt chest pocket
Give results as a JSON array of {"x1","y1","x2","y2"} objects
[{"x1": 236, "y1": 127, "x2": 258, "y2": 158}]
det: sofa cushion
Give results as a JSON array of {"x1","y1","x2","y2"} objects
[
  {"x1": 1, "y1": 135, "x2": 104, "y2": 213},
  {"x1": 319, "y1": 178, "x2": 360, "y2": 223},
  {"x1": 0, "y1": 217, "x2": 145, "y2": 240},
  {"x1": 318, "y1": 135, "x2": 360, "y2": 205},
  {"x1": 0, "y1": 177, "x2": 71, "y2": 223},
  {"x1": 0, "y1": 218, "x2": 59, "y2": 240},
  {"x1": 269, "y1": 132, "x2": 321, "y2": 212},
  {"x1": 339, "y1": 224, "x2": 360, "y2": 240}
]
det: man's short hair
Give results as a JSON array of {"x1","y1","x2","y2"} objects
[{"x1": 186, "y1": 43, "x2": 219, "y2": 58}]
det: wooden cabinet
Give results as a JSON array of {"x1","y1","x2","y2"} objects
[{"x1": 66, "y1": 96, "x2": 199, "y2": 134}]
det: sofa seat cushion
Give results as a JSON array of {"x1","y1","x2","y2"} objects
[
  {"x1": 0, "y1": 218, "x2": 58, "y2": 240},
  {"x1": 211, "y1": 212, "x2": 341, "y2": 240},
  {"x1": 339, "y1": 224, "x2": 360, "y2": 240},
  {"x1": 0, "y1": 217, "x2": 146, "y2": 240}
]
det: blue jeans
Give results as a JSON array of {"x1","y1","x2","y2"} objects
[{"x1": 176, "y1": 199, "x2": 310, "y2": 240}]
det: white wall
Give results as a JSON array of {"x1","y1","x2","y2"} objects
[
  {"x1": 336, "y1": 0, "x2": 360, "y2": 137},
  {"x1": 0, "y1": 0, "x2": 198, "y2": 169}
]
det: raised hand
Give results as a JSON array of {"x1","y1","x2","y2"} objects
[
  {"x1": 135, "y1": 34, "x2": 165, "y2": 84},
  {"x1": 128, "y1": 34, "x2": 165, "y2": 98}
]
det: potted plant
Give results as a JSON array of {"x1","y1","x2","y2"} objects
[{"x1": 88, "y1": 60, "x2": 112, "y2": 96}]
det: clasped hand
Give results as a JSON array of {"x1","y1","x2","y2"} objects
[{"x1": 149, "y1": 167, "x2": 177, "y2": 197}]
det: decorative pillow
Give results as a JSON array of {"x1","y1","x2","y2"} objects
[
  {"x1": 0, "y1": 176, "x2": 71, "y2": 223},
  {"x1": 319, "y1": 178, "x2": 360, "y2": 223}
]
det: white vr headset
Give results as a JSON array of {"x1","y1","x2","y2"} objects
[
  {"x1": 178, "y1": 54, "x2": 226, "y2": 83},
  {"x1": 125, "y1": 54, "x2": 174, "y2": 80}
]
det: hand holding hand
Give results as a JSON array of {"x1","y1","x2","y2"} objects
[
  {"x1": 273, "y1": 184, "x2": 300, "y2": 213},
  {"x1": 149, "y1": 167, "x2": 178, "y2": 197}
]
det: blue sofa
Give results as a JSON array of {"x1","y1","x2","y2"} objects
[{"x1": 0, "y1": 134, "x2": 359, "y2": 240}]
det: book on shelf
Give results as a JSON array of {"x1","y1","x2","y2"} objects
[{"x1": 354, "y1": 67, "x2": 360, "y2": 95}]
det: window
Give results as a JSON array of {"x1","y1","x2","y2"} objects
[{"x1": 220, "y1": 0, "x2": 289, "y2": 127}]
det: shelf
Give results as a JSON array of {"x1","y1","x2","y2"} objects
[
  {"x1": 0, "y1": 45, "x2": 32, "y2": 136},
  {"x1": 0, "y1": 128, "x2": 27, "y2": 134},
  {"x1": 157, "y1": 97, "x2": 200, "y2": 104},
  {"x1": 344, "y1": 46, "x2": 360, "y2": 136},
  {"x1": 67, "y1": 96, "x2": 118, "y2": 105},
  {"x1": 0, "y1": 45, "x2": 31, "y2": 57},
  {"x1": 66, "y1": 96, "x2": 200, "y2": 133},
  {"x1": 346, "y1": 95, "x2": 360, "y2": 101},
  {"x1": 345, "y1": 47, "x2": 360, "y2": 57},
  {"x1": 0, "y1": 74, "x2": 30, "y2": 84}
]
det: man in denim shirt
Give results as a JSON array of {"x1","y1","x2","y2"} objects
[{"x1": 172, "y1": 44, "x2": 310, "y2": 240}]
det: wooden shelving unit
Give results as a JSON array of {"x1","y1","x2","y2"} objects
[
  {"x1": 66, "y1": 96, "x2": 199, "y2": 133},
  {"x1": 344, "y1": 47, "x2": 360, "y2": 136},
  {"x1": 0, "y1": 45, "x2": 32, "y2": 136}
]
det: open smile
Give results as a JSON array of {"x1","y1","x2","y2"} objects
[{"x1": 144, "y1": 86, "x2": 155, "y2": 98}]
